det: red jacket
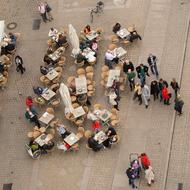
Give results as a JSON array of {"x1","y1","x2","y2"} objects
[
  {"x1": 91, "y1": 120, "x2": 101, "y2": 130},
  {"x1": 140, "y1": 155, "x2": 150, "y2": 167},
  {"x1": 162, "y1": 87, "x2": 169, "y2": 100},
  {"x1": 26, "y1": 98, "x2": 33, "y2": 108}
]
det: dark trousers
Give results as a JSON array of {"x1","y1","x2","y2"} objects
[
  {"x1": 150, "y1": 64, "x2": 159, "y2": 76},
  {"x1": 128, "y1": 79, "x2": 135, "y2": 91},
  {"x1": 133, "y1": 93, "x2": 142, "y2": 105},
  {"x1": 17, "y1": 64, "x2": 25, "y2": 74},
  {"x1": 129, "y1": 178, "x2": 136, "y2": 188},
  {"x1": 153, "y1": 93, "x2": 159, "y2": 101},
  {"x1": 164, "y1": 98, "x2": 170, "y2": 105},
  {"x1": 30, "y1": 115, "x2": 40, "y2": 127},
  {"x1": 41, "y1": 13, "x2": 48, "y2": 22}
]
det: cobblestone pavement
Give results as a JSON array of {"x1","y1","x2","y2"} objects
[{"x1": 0, "y1": 0, "x2": 190, "y2": 190}]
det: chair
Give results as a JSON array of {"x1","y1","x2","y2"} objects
[
  {"x1": 40, "y1": 76, "x2": 51, "y2": 85},
  {"x1": 93, "y1": 104, "x2": 102, "y2": 110},
  {"x1": 87, "y1": 90, "x2": 94, "y2": 97},
  {"x1": 62, "y1": 41, "x2": 69, "y2": 48},
  {"x1": 77, "y1": 68, "x2": 86, "y2": 76},
  {"x1": 49, "y1": 128, "x2": 56, "y2": 135},
  {"x1": 88, "y1": 60, "x2": 96, "y2": 66},
  {"x1": 111, "y1": 108, "x2": 119, "y2": 115},
  {"x1": 67, "y1": 76, "x2": 75, "y2": 84},
  {"x1": 49, "y1": 119, "x2": 59, "y2": 127},
  {"x1": 87, "y1": 85, "x2": 94, "y2": 91},
  {"x1": 52, "y1": 76, "x2": 61, "y2": 84},
  {"x1": 75, "y1": 59, "x2": 84, "y2": 67},
  {"x1": 34, "y1": 97, "x2": 46, "y2": 107},
  {"x1": 123, "y1": 40, "x2": 131, "y2": 46},
  {"x1": 85, "y1": 66, "x2": 94, "y2": 73},
  {"x1": 47, "y1": 134, "x2": 54, "y2": 140},
  {"x1": 54, "y1": 66, "x2": 63, "y2": 73},
  {"x1": 46, "y1": 107, "x2": 55, "y2": 115},
  {"x1": 33, "y1": 131, "x2": 41, "y2": 138},
  {"x1": 39, "y1": 127, "x2": 46, "y2": 133},
  {"x1": 112, "y1": 134, "x2": 120, "y2": 145},
  {"x1": 50, "y1": 98, "x2": 61, "y2": 108},
  {"x1": 71, "y1": 95, "x2": 77, "y2": 103},
  {"x1": 84, "y1": 130, "x2": 92, "y2": 139},
  {"x1": 72, "y1": 103, "x2": 79, "y2": 108},
  {"x1": 111, "y1": 120, "x2": 119, "y2": 127},
  {"x1": 110, "y1": 114, "x2": 117, "y2": 121},
  {"x1": 108, "y1": 44, "x2": 117, "y2": 51},
  {"x1": 101, "y1": 71, "x2": 108, "y2": 79},
  {"x1": 87, "y1": 79, "x2": 92, "y2": 85},
  {"x1": 27, "y1": 132, "x2": 34, "y2": 138},
  {"x1": 50, "y1": 83, "x2": 60, "y2": 94},
  {"x1": 76, "y1": 132, "x2": 84, "y2": 140},
  {"x1": 77, "y1": 127, "x2": 85, "y2": 135},
  {"x1": 100, "y1": 80, "x2": 106, "y2": 87},
  {"x1": 101, "y1": 65, "x2": 109, "y2": 72},
  {"x1": 74, "y1": 117, "x2": 84, "y2": 127},
  {"x1": 83, "y1": 106, "x2": 89, "y2": 114},
  {"x1": 86, "y1": 72, "x2": 94, "y2": 80},
  {"x1": 109, "y1": 35, "x2": 119, "y2": 43}
]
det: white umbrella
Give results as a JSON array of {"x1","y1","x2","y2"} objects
[
  {"x1": 59, "y1": 83, "x2": 73, "y2": 113},
  {"x1": 68, "y1": 24, "x2": 80, "y2": 57},
  {"x1": 0, "y1": 20, "x2": 5, "y2": 54}
]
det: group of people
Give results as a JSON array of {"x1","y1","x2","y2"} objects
[
  {"x1": 122, "y1": 54, "x2": 184, "y2": 114},
  {"x1": 38, "y1": 1, "x2": 53, "y2": 23},
  {"x1": 126, "y1": 153, "x2": 154, "y2": 188}
]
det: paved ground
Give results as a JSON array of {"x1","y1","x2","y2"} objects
[{"x1": 1, "y1": 0, "x2": 190, "y2": 190}]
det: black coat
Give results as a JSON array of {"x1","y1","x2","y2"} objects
[
  {"x1": 170, "y1": 81, "x2": 179, "y2": 91},
  {"x1": 147, "y1": 55, "x2": 156, "y2": 66},
  {"x1": 15, "y1": 55, "x2": 23, "y2": 66},
  {"x1": 136, "y1": 65, "x2": 149, "y2": 78},
  {"x1": 150, "y1": 81, "x2": 159, "y2": 95},
  {"x1": 123, "y1": 62, "x2": 134, "y2": 73}
]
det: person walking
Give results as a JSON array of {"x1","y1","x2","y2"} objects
[
  {"x1": 15, "y1": 55, "x2": 26, "y2": 74},
  {"x1": 45, "y1": 2, "x2": 53, "y2": 21},
  {"x1": 174, "y1": 95, "x2": 184, "y2": 115},
  {"x1": 145, "y1": 166, "x2": 155, "y2": 186},
  {"x1": 126, "y1": 69, "x2": 136, "y2": 91},
  {"x1": 162, "y1": 84, "x2": 171, "y2": 105},
  {"x1": 141, "y1": 84, "x2": 150, "y2": 108},
  {"x1": 150, "y1": 80, "x2": 160, "y2": 101},
  {"x1": 123, "y1": 59, "x2": 134, "y2": 74},
  {"x1": 126, "y1": 167, "x2": 137, "y2": 189},
  {"x1": 170, "y1": 78, "x2": 180, "y2": 100},
  {"x1": 25, "y1": 96, "x2": 33, "y2": 108},
  {"x1": 38, "y1": 2, "x2": 48, "y2": 23},
  {"x1": 147, "y1": 53, "x2": 159, "y2": 77},
  {"x1": 139, "y1": 153, "x2": 151, "y2": 169},
  {"x1": 133, "y1": 83, "x2": 142, "y2": 105},
  {"x1": 158, "y1": 78, "x2": 168, "y2": 102},
  {"x1": 136, "y1": 63, "x2": 149, "y2": 86}
]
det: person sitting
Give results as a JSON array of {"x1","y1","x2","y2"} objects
[
  {"x1": 29, "y1": 140, "x2": 40, "y2": 152},
  {"x1": 90, "y1": 39, "x2": 98, "y2": 53},
  {"x1": 88, "y1": 135, "x2": 103, "y2": 152},
  {"x1": 26, "y1": 96, "x2": 33, "y2": 108},
  {"x1": 25, "y1": 107, "x2": 41, "y2": 127},
  {"x1": 0, "y1": 62, "x2": 5, "y2": 73},
  {"x1": 91, "y1": 120, "x2": 101, "y2": 131},
  {"x1": 4, "y1": 43, "x2": 16, "y2": 54},
  {"x1": 8, "y1": 32, "x2": 17, "y2": 44},
  {"x1": 105, "y1": 49, "x2": 118, "y2": 69},
  {"x1": 112, "y1": 23, "x2": 121, "y2": 33},
  {"x1": 33, "y1": 86, "x2": 44, "y2": 95},
  {"x1": 129, "y1": 29, "x2": 142, "y2": 42},
  {"x1": 84, "y1": 25, "x2": 91, "y2": 34},
  {"x1": 76, "y1": 53, "x2": 86, "y2": 63},
  {"x1": 56, "y1": 33, "x2": 67, "y2": 47},
  {"x1": 40, "y1": 66, "x2": 49, "y2": 75},
  {"x1": 56, "y1": 124, "x2": 71, "y2": 139},
  {"x1": 48, "y1": 27, "x2": 58, "y2": 40},
  {"x1": 41, "y1": 141, "x2": 54, "y2": 153}
]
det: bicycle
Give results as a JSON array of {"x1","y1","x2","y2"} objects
[{"x1": 89, "y1": 1, "x2": 104, "y2": 23}]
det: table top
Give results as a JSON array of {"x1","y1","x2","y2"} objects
[
  {"x1": 72, "y1": 106, "x2": 85, "y2": 118},
  {"x1": 39, "y1": 112, "x2": 54, "y2": 125},
  {"x1": 116, "y1": 28, "x2": 130, "y2": 39},
  {"x1": 34, "y1": 133, "x2": 51, "y2": 146},
  {"x1": 94, "y1": 131, "x2": 108, "y2": 144},
  {"x1": 48, "y1": 47, "x2": 65, "y2": 61},
  {"x1": 82, "y1": 48, "x2": 96, "y2": 62},
  {"x1": 45, "y1": 70, "x2": 59, "y2": 81},
  {"x1": 63, "y1": 133, "x2": 79, "y2": 146},
  {"x1": 75, "y1": 76, "x2": 87, "y2": 95},
  {"x1": 41, "y1": 89, "x2": 56, "y2": 101},
  {"x1": 94, "y1": 109, "x2": 112, "y2": 122},
  {"x1": 115, "y1": 47, "x2": 127, "y2": 58},
  {"x1": 86, "y1": 31, "x2": 99, "y2": 41},
  {"x1": 107, "y1": 69, "x2": 121, "y2": 87}
]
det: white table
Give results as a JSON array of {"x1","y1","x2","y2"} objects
[
  {"x1": 34, "y1": 133, "x2": 51, "y2": 146},
  {"x1": 116, "y1": 28, "x2": 130, "y2": 39},
  {"x1": 98, "y1": 109, "x2": 112, "y2": 122},
  {"x1": 72, "y1": 106, "x2": 85, "y2": 118},
  {"x1": 45, "y1": 70, "x2": 59, "y2": 81},
  {"x1": 86, "y1": 31, "x2": 99, "y2": 41},
  {"x1": 94, "y1": 131, "x2": 108, "y2": 144},
  {"x1": 48, "y1": 47, "x2": 65, "y2": 61},
  {"x1": 39, "y1": 112, "x2": 54, "y2": 125},
  {"x1": 41, "y1": 89, "x2": 56, "y2": 101},
  {"x1": 64, "y1": 133, "x2": 79, "y2": 146},
  {"x1": 107, "y1": 69, "x2": 121, "y2": 87},
  {"x1": 82, "y1": 48, "x2": 96, "y2": 62},
  {"x1": 75, "y1": 76, "x2": 87, "y2": 95},
  {"x1": 115, "y1": 47, "x2": 127, "y2": 58}
]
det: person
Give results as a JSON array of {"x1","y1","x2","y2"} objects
[
  {"x1": 126, "y1": 167, "x2": 137, "y2": 189},
  {"x1": 170, "y1": 78, "x2": 180, "y2": 100},
  {"x1": 33, "y1": 86, "x2": 44, "y2": 95},
  {"x1": 145, "y1": 166, "x2": 155, "y2": 186},
  {"x1": 29, "y1": 140, "x2": 40, "y2": 152},
  {"x1": 91, "y1": 120, "x2": 101, "y2": 131},
  {"x1": 150, "y1": 80, "x2": 160, "y2": 101},
  {"x1": 25, "y1": 107, "x2": 40, "y2": 127},
  {"x1": 131, "y1": 160, "x2": 141, "y2": 178},
  {"x1": 112, "y1": 23, "x2": 121, "y2": 33},
  {"x1": 8, "y1": 32, "x2": 17, "y2": 44},
  {"x1": 48, "y1": 27, "x2": 58, "y2": 40},
  {"x1": 159, "y1": 78, "x2": 168, "y2": 102},
  {"x1": 56, "y1": 33, "x2": 67, "y2": 47},
  {"x1": 56, "y1": 124, "x2": 71, "y2": 138},
  {"x1": 141, "y1": 84, "x2": 150, "y2": 108},
  {"x1": 139, "y1": 153, "x2": 151, "y2": 169},
  {"x1": 84, "y1": 25, "x2": 91, "y2": 34},
  {"x1": 0, "y1": 62, "x2": 5, "y2": 73},
  {"x1": 136, "y1": 64, "x2": 149, "y2": 85},
  {"x1": 88, "y1": 135, "x2": 103, "y2": 152},
  {"x1": 162, "y1": 84, "x2": 171, "y2": 105},
  {"x1": 45, "y1": 2, "x2": 53, "y2": 21},
  {"x1": 42, "y1": 141, "x2": 54, "y2": 153},
  {"x1": 15, "y1": 55, "x2": 26, "y2": 74},
  {"x1": 174, "y1": 95, "x2": 184, "y2": 115},
  {"x1": 133, "y1": 83, "x2": 142, "y2": 105},
  {"x1": 147, "y1": 53, "x2": 159, "y2": 77},
  {"x1": 91, "y1": 39, "x2": 98, "y2": 52},
  {"x1": 129, "y1": 29, "x2": 142, "y2": 42},
  {"x1": 109, "y1": 88, "x2": 119, "y2": 110},
  {"x1": 26, "y1": 96, "x2": 33, "y2": 108},
  {"x1": 38, "y1": 2, "x2": 48, "y2": 23},
  {"x1": 123, "y1": 59, "x2": 134, "y2": 73},
  {"x1": 105, "y1": 49, "x2": 118, "y2": 69},
  {"x1": 40, "y1": 66, "x2": 49, "y2": 75},
  {"x1": 126, "y1": 69, "x2": 136, "y2": 91}
]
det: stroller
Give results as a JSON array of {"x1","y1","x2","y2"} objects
[
  {"x1": 25, "y1": 143, "x2": 42, "y2": 159},
  {"x1": 129, "y1": 153, "x2": 141, "y2": 178}
]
